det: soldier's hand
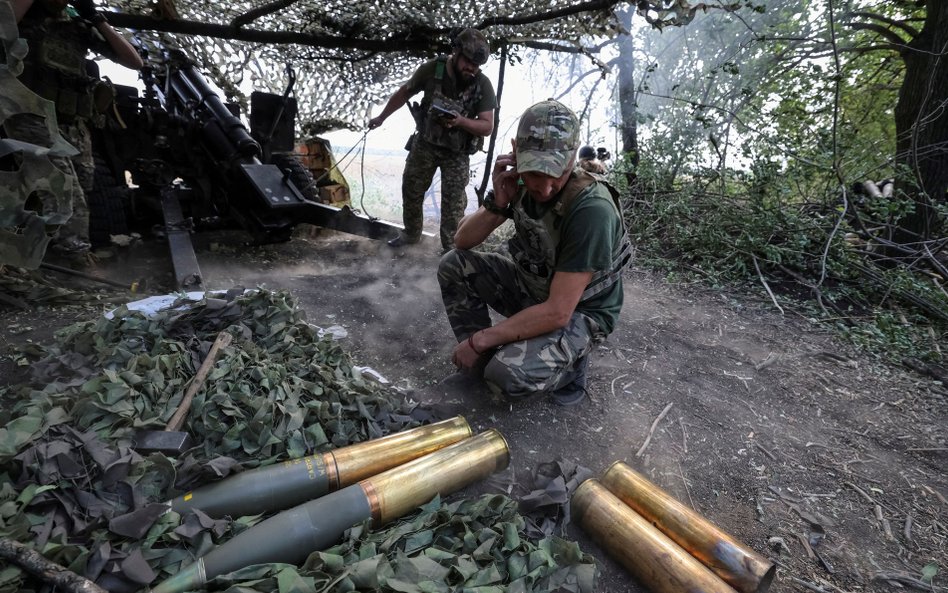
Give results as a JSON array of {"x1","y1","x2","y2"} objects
[
  {"x1": 491, "y1": 145, "x2": 518, "y2": 208},
  {"x1": 368, "y1": 116, "x2": 383, "y2": 130},
  {"x1": 451, "y1": 339, "x2": 481, "y2": 371}
]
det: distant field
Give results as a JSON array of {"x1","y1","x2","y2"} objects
[{"x1": 330, "y1": 146, "x2": 489, "y2": 232}]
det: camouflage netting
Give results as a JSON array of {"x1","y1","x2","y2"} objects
[
  {"x1": 103, "y1": 0, "x2": 706, "y2": 133},
  {"x1": 0, "y1": 288, "x2": 598, "y2": 592}
]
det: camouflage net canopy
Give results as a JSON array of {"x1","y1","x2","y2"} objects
[{"x1": 103, "y1": 0, "x2": 705, "y2": 133}]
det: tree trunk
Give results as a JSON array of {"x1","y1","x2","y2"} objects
[
  {"x1": 615, "y1": 6, "x2": 639, "y2": 189},
  {"x1": 893, "y1": 0, "x2": 948, "y2": 243}
]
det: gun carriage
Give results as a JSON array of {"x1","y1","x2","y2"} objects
[{"x1": 89, "y1": 44, "x2": 399, "y2": 288}]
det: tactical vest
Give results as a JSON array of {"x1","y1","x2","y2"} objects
[
  {"x1": 18, "y1": 13, "x2": 97, "y2": 122},
  {"x1": 508, "y1": 168, "x2": 634, "y2": 303},
  {"x1": 418, "y1": 57, "x2": 484, "y2": 155}
]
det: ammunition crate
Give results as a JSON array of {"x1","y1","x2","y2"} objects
[
  {"x1": 296, "y1": 141, "x2": 331, "y2": 170},
  {"x1": 319, "y1": 184, "x2": 349, "y2": 205}
]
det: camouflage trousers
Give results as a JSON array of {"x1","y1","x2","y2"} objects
[
  {"x1": 3, "y1": 113, "x2": 91, "y2": 244},
  {"x1": 402, "y1": 137, "x2": 470, "y2": 250},
  {"x1": 438, "y1": 248, "x2": 605, "y2": 399}
]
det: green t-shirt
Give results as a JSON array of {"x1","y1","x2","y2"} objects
[
  {"x1": 521, "y1": 182, "x2": 625, "y2": 334},
  {"x1": 405, "y1": 58, "x2": 497, "y2": 115}
]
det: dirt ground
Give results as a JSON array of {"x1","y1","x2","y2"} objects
[{"x1": 1, "y1": 227, "x2": 946, "y2": 593}]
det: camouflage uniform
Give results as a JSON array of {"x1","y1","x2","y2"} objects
[
  {"x1": 0, "y1": 0, "x2": 83, "y2": 268},
  {"x1": 4, "y1": 112, "x2": 91, "y2": 246},
  {"x1": 438, "y1": 100, "x2": 632, "y2": 403},
  {"x1": 438, "y1": 248, "x2": 603, "y2": 399},
  {"x1": 396, "y1": 30, "x2": 496, "y2": 251},
  {"x1": 402, "y1": 136, "x2": 470, "y2": 250},
  {"x1": 3, "y1": 3, "x2": 114, "y2": 252}
]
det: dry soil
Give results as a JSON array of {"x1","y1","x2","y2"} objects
[{"x1": 1, "y1": 228, "x2": 946, "y2": 593}]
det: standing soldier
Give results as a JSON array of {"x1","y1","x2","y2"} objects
[
  {"x1": 6, "y1": 0, "x2": 142, "y2": 261},
  {"x1": 369, "y1": 28, "x2": 496, "y2": 252}
]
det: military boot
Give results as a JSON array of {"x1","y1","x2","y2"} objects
[{"x1": 551, "y1": 355, "x2": 589, "y2": 406}]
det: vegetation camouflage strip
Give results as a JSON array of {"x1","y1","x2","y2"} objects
[{"x1": 1, "y1": 289, "x2": 566, "y2": 592}]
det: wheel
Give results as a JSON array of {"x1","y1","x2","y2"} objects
[
  {"x1": 270, "y1": 152, "x2": 318, "y2": 201},
  {"x1": 87, "y1": 156, "x2": 129, "y2": 248}
]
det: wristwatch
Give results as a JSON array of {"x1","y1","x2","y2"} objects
[{"x1": 481, "y1": 190, "x2": 513, "y2": 218}]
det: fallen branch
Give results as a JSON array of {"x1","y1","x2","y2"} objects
[
  {"x1": 902, "y1": 357, "x2": 948, "y2": 383},
  {"x1": 844, "y1": 481, "x2": 877, "y2": 504},
  {"x1": 636, "y1": 402, "x2": 673, "y2": 457},
  {"x1": 0, "y1": 537, "x2": 107, "y2": 593},
  {"x1": 874, "y1": 571, "x2": 947, "y2": 592},
  {"x1": 753, "y1": 254, "x2": 784, "y2": 315},
  {"x1": 610, "y1": 373, "x2": 628, "y2": 400},
  {"x1": 789, "y1": 576, "x2": 833, "y2": 593}
]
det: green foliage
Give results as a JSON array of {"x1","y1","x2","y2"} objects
[
  {"x1": 618, "y1": 158, "x2": 948, "y2": 364},
  {"x1": 606, "y1": 0, "x2": 946, "y2": 365}
]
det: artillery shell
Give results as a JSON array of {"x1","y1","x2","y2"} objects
[
  {"x1": 150, "y1": 429, "x2": 509, "y2": 593},
  {"x1": 168, "y1": 416, "x2": 471, "y2": 518}
]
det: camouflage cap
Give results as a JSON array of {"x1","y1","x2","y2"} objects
[
  {"x1": 454, "y1": 28, "x2": 489, "y2": 66},
  {"x1": 515, "y1": 100, "x2": 580, "y2": 177}
]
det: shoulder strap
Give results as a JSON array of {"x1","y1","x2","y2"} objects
[{"x1": 552, "y1": 169, "x2": 598, "y2": 217}]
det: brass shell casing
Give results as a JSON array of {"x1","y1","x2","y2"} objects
[
  {"x1": 572, "y1": 479, "x2": 738, "y2": 593},
  {"x1": 168, "y1": 416, "x2": 471, "y2": 518},
  {"x1": 360, "y1": 429, "x2": 510, "y2": 525},
  {"x1": 600, "y1": 461, "x2": 775, "y2": 593},
  {"x1": 328, "y1": 415, "x2": 472, "y2": 488}
]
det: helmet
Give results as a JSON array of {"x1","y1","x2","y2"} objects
[
  {"x1": 578, "y1": 145, "x2": 596, "y2": 160},
  {"x1": 453, "y1": 28, "x2": 490, "y2": 66}
]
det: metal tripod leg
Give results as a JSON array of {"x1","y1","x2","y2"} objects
[{"x1": 160, "y1": 188, "x2": 204, "y2": 290}]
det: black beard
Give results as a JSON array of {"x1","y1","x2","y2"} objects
[{"x1": 453, "y1": 62, "x2": 475, "y2": 88}]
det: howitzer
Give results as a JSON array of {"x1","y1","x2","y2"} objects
[
  {"x1": 167, "y1": 416, "x2": 472, "y2": 518},
  {"x1": 91, "y1": 43, "x2": 404, "y2": 289},
  {"x1": 150, "y1": 429, "x2": 510, "y2": 593}
]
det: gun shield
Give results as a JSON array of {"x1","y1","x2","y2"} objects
[
  {"x1": 600, "y1": 461, "x2": 775, "y2": 593},
  {"x1": 168, "y1": 416, "x2": 472, "y2": 518},
  {"x1": 572, "y1": 479, "x2": 738, "y2": 593},
  {"x1": 150, "y1": 429, "x2": 509, "y2": 593}
]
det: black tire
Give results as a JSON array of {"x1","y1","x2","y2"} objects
[
  {"x1": 87, "y1": 156, "x2": 129, "y2": 248},
  {"x1": 270, "y1": 153, "x2": 319, "y2": 201}
]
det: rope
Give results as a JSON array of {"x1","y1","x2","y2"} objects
[{"x1": 316, "y1": 130, "x2": 377, "y2": 221}]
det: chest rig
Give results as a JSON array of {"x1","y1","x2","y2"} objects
[
  {"x1": 508, "y1": 169, "x2": 634, "y2": 303},
  {"x1": 418, "y1": 57, "x2": 484, "y2": 154},
  {"x1": 18, "y1": 14, "x2": 98, "y2": 122}
]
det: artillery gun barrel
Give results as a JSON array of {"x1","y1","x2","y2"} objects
[
  {"x1": 572, "y1": 479, "x2": 739, "y2": 593},
  {"x1": 150, "y1": 429, "x2": 509, "y2": 593},
  {"x1": 167, "y1": 416, "x2": 472, "y2": 518},
  {"x1": 599, "y1": 462, "x2": 775, "y2": 593},
  {"x1": 166, "y1": 62, "x2": 260, "y2": 161}
]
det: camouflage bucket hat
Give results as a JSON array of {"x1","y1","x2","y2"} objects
[
  {"x1": 515, "y1": 100, "x2": 580, "y2": 177},
  {"x1": 455, "y1": 28, "x2": 489, "y2": 66}
]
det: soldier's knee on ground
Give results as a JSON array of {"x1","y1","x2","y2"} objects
[
  {"x1": 483, "y1": 357, "x2": 545, "y2": 401},
  {"x1": 437, "y1": 248, "x2": 463, "y2": 286}
]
